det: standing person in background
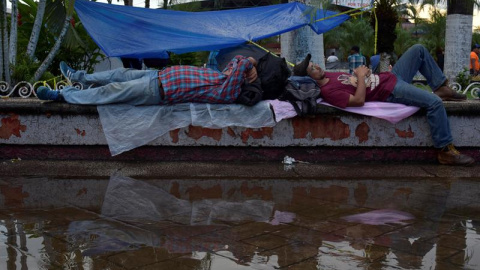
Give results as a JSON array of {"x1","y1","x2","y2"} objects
[
  {"x1": 326, "y1": 52, "x2": 339, "y2": 63},
  {"x1": 325, "y1": 51, "x2": 340, "y2": 69},
  {"x1": 470, "y1": 44, "x2": 480, "y2": 75},
  {"x1": 348, "y1": 45, "x2": 366, "y2": 74}
]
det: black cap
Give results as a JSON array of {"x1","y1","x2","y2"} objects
[{"x1": 293, "y1": 54, "x2": 311, "y2": 76}]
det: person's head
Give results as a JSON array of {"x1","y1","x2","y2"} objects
[
  {"x1": 350, "y1": 45, "x2": 360, "y2": 55},
  {"x1": 293, "y1": 54, "x2": 325, "y2": 80},
  {"x1": 330, "y1": 52, "x2": 335, "y2": 56},
  {"x1": 472, "y1": 44, "x2": 480, "y2": 52}
]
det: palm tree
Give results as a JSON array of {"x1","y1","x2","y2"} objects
[
  {"x1": 418, "y1": 8, "x2": 446, "y2": 56},
  {"x1": 370, "y1": 0, "x2": 399, "y2": 72},
  {"x1": 325, "y1": 18, "x2": 374, "y2": 61},
  {"x1": 0, "y1": 0, "x2": 9, "y2": 82},
  {"x1": 26, "y1": 0, "x2": 47, "y2": 60},
  {"x1": 33, "y1": 0, "x2": 74, "y2": 81}
]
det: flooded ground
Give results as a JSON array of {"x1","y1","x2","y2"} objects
[{"x1": 1, "y1": 164, "x2": 480, "y2": 269}]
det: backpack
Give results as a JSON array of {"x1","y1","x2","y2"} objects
[
  {"x1": 256, "y1": 53, "x2": 291, "y2": 100},
  {"x1": 280, "y1": 76, "x2": 321, "y2": 116},
  {"x1": 235, "y1": 78, "x2": 263, "y2": 106}
]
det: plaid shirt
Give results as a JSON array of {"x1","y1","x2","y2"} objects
[
  {"x1": 158, "y1": 55, "x2": 253, "y2": 104},
  {"x1": 348, "y1": 53, "x2": 367, "y2": 74}
]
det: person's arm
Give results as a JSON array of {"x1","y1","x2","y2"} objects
[
  {"x1": 246, "y1": 57, "x2": 258, "y2": 83},
  {"x1": 347, "y1": 66, "x2": 370, "y2": 107},
  {"x1": 219, "y1": 55, "x2": 254, "y2": 103}
]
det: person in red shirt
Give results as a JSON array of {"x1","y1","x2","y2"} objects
[{"x1": 293, "y1": 44, "x2": 473, "y2": 166}]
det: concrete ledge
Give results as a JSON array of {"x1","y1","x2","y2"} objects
[
  {"x1": 2, "y1": 98, "x2": 480, "y2": 162},
  {"x1": 3, "y1": 98, "x2": 480, "y2": 115}
]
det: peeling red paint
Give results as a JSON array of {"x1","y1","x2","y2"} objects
[
  {"x1": 394, "y1": 187, "x2": 413, "y2": 200},
  {"x1": 74, "y1": 128, "x2": 86, "y2": 136},
  {"x1": 76, "y1": 188, "x2": 87, "y2": 196},
  {"x1": 355, "y1": 122, "x2": 370, "y2": 143},
  {"x1": 354, "y1": 183, "x2": 368, "y2": 206},
  {"x1": 0, "y1": 114, "x2": 26, "y2": 139},
  {"x1": 186, "y1": 184, "x2": 222, "y2": 200},
  {"x1": 227, "y1": 127, "x2": 236, "y2": 138},
  {"x1": 186, "y1": 126, "x2": 222, "y2": 141},
  {"x1": 395, "y1": 125, "x2": 414, "y2": 138},
  {"x1": 240, "y1": 181, "x2": 273, "y2": 200},
  {"x1": 170, "y1": 182, "x2": 181, "y2": 198},
  {"x1": 292, "y1": 117, "x2": 350, "y2": 140},
  {"x1": 240, "y1": 127, "x2": 273, "y2": 143},
  {"x1": 0, "y1": 186, "x2": 29, "y2": 207},
  {"x1": 170, "y1": 129, "x2": 180, "y2": 143},
  {"x1": 292, "y1": 185, "x2": 349, "y2": 204}
]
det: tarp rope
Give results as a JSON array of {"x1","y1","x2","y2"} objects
[
  {"x1": 247, "y1": 5, "x2": 375, "y2": 68},
  {"x1": 248, "y1": 41, "x2": 295, "y2": 67}
]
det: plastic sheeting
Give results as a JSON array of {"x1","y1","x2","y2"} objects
[
  {"x1": 97, "y1": 101, "x2": 276, "y2": 156},
  {"x1": 75, "y1": 0, "x2": 349, "y2": 58}
]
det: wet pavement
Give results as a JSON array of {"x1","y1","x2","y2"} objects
[{"x1": 1, "y1": 161, "x2": 480, "y2": 269}]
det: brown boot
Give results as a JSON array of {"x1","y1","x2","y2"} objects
[
  {"x1": 437, "y1": 144, "x2": 475, "y2": 166},
  {"x1": 434, "y1": 81, "x2": 467, "y2": 101}
]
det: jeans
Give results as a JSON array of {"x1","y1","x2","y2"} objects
[
  {"x1": 386, "y1": 44, "x2": 452, "y2": 148},
  {"x1": 62, "y1": 68, "x2": 161, "y2": 106}
]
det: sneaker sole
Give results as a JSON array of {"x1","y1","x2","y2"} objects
[{"x1": 438, "y1": 158, "x2": 475, "y2": 166}]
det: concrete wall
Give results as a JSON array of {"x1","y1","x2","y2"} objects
[{"x1": 1, "y1": 99, "x2": 480, "y2": 162}]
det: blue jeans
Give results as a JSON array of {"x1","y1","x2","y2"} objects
[
  {"x1": 62, "y1": 68, "x2": 161, "y2": 105},
  {"x1": 386, "y1": 44, "x2": 452, "y2": 148}
]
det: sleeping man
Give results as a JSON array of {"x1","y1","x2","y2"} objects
[
  {"x1": 36, "y1": 56, "x2": 258, "y2": 106},
  {"x1": 293, "y1": 44, "x2": 473, "y2": 166}
]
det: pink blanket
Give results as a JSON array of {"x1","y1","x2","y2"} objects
[{"x1": 269, "y1": 99, "x2": 420, "y2": 124}]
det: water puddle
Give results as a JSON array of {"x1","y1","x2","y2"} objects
[{"x1": 1, "y1": 173, "x2": 480, "y2": 269}]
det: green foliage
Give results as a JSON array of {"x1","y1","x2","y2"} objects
[
  {"x1": 169, "y1": 51, "x2": 210, "y2": 67},
  {"x1": 11, "y1": 52, "x2": 55, "y2": 82},
  {"x1": 456, "y1": 68, "x2": 471, "y2": 90},
  {"x1": 417, "y1": 9, "x2": 446, "y2": 56},
  {"x1": 394, "y1": 26, "x2": 416, "y2": 57},
  {"x1": 13, "y1": 0, "x2": 102, "y2": 82},
  {"x1": 324, "y1": 17, "x2": 374, "y2": 60},
  {"x1": 473, "y1": 31, "x2": 480, "y2": 45}
]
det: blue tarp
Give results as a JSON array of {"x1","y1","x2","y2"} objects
[{"x1": 75, "y1": 0, "x2": 349, "y2": 59}]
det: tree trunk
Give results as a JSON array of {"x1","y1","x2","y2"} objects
[
  {"x1": 281, "y1": 0, "x2": 325, "y2": 69},
  {"x1": 378, "y1": 52, "x2": 391, "y2": 72},
  {"x1": 0, "y1": 0, "x2": 5, "y2": 80},
  {"x1": 1, "y1": 0, "x2": 10, "y2": 83},
  {"x1": 444, "y1": 0, "x2": 474, "y2": 82},
  {"x1": 33, "y1": 16, "x2": 71, "y2": 82},
  {"x1": 9, "y1": 0, "x2": 17, "y2": 68},
  {"x1": 26, "y1": 0, "x2": 46, "y2": 59}
]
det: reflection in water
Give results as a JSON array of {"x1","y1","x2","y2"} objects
[
  {"x1": 1, "y1": 175, "x2": 480, "y2": 269},
  {"x1": 342, "y1": 209, "x2": 414, "y2": 225}
]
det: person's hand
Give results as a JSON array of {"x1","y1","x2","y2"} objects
[
  {"x1": 354, "y1": 65, "x2": 370, "y2": 77},
  {"x1": 246, "y1": 66, "x2": 258, "y2": 83},
  {"x1": 247, "y1": 57, "x2": 257, "y2": 67}
]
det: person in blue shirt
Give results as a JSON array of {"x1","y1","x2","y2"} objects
[{"x1": 348, "y1": 45, "x2": 366, "y2": 74}]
